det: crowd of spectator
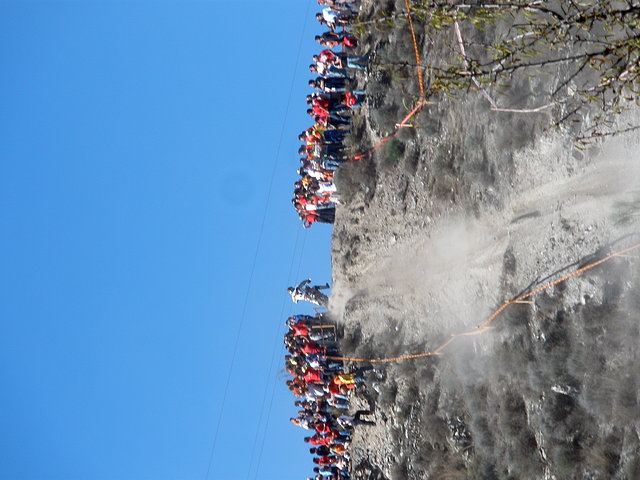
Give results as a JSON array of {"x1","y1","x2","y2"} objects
[
  {"x1": 284, "y1": 2, "x2": 372, "y2": 477},
  {"x1": 285, "y1": 278, "x2": 376, "y2": 479},
  {"x1": 293, "y1": 0, "x2": 367, "y2": 228}
]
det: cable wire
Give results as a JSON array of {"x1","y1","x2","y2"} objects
[{"x1": 203, "y1": 2, "x2": 313, "y2": 479}]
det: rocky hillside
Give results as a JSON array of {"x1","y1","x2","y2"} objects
[{"x1": 330, "y1": 1, "x2": 640, "y2": 479}]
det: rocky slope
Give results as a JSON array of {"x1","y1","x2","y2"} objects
[{"x1": 330, "y1": 1, "x2": 640, "y2": 479}]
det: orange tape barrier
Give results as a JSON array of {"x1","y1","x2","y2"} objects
[
  {"x1": 404, "y1": 0, "x2": 425, "y2": 98},
  {"x1": 327, "y1": 242, "x2": 640, "y2": 363},
  {"x1": 351, "y1": 100, "x2": 425, "y2": 161},
  {"x1": 350, "y1": 0, "x2": 426, "y2": 162}
]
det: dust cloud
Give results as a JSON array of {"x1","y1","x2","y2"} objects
[
  {"x1": 331, "y1": 110, "x2": 640, "y2": 479},
  {"x1": 334, "y1": 128, "x2": 640, "y2": 346}
]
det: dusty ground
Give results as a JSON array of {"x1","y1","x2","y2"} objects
[{"x1": 329, "y1": 1, "x2": 640, "y2": 479}]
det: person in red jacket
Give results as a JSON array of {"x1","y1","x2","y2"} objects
[
  {"x1": 304, "y1": 430, "x2": 350, "y2": 446},
  {"x1": 304, "y1": 433, "x2": 331, "y2": 446},
  {"x1": 313, "y1": 421, "x2": 332, "y2": 435},
  {"x1": 304, "y1": 367, "x2": 323, "y2": 384},
  {"x1": 300, "y1": 340, "x2": 324, "y2": 355},
  {"x1": 315, "y1": 32, "x2": 358, "y2": 48},
  {"x1": 292, "y1": 322, "x2": 310, "y2": 337},
  {"x1": 301, "y1": 209, "x2": 335, "y2": 228}
]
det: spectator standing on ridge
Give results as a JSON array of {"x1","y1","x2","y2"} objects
[{"x1": 288, "y1": 278, "x2": 330, "y2": 306}]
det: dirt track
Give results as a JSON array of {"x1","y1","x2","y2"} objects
[{"x1": 330, "y1": 1, "x2": 640, "y2": 478}]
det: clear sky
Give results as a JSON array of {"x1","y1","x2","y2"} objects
[{"x1": 0, "y1": 1, "x2": 334, "y2": 479}]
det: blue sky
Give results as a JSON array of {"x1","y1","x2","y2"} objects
[{"x1": 0, "y1": 1, "x2": 334, "y2": 479}]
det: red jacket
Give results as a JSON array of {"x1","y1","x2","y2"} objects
[
  {"x1": 317, "y1": 455, "x2": 334, "y2": 466},
  {"x1": 301, "y1": 342, "x2": 322, "y2": 355},
  {"x1": 309, "y1": 432, "x2": 334, "y2": 445},
  {"x1": 314, "y1": 422, "x2": 332, "y2": 434},
  {"x1": 292, "y1": 323, "x2": 309, "y2": 336},
  {"x1": 342, "y1": 92, "x2": 357, "y2": 107},
  {"x1": 304, "y1": 368, "x2": 322, "y2": 384},
  {"x1": 319, "y1": 49, "x2": 337, "y2": 64},
  {"x1": 312, "y1": 97, "x2": 330, "y2": 110},
  {"x1": 311, "y1": 105, "x2": 330, "y2": 119}
]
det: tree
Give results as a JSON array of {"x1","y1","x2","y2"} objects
[{"x1": 369, "y1": 0, "x2": 640, "y2": 144}]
